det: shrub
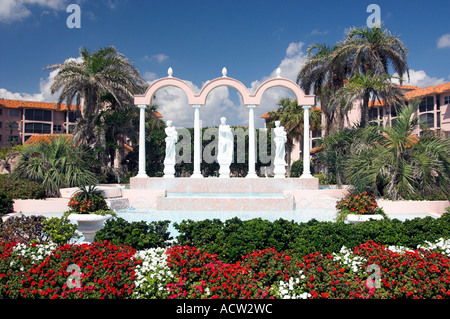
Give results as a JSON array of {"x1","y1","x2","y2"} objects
[
  {"x1": 0, "y1": 175, "x2": 46, "y2": 199},
  {"x1": 43, "y1": 216, "x2": 81, "y2": 245},
  {"x1": 94, "y1": 217, "x2": 172, "y2": 250},
  {"x1": 0, "y1": 191, "x2": 14, "y2": 221},
  {"x1": 335, "y1": 191, "x2": 386, "y2": 222},
  {"x1": 175, "y1": 213, "x2": 450, "y2": 263},
  {"x1": 0, "y1": 215, "x2": 48, "y2": 244},
  {"x1": 67, "y1": 184, "x2": 108, "y2": 214}
]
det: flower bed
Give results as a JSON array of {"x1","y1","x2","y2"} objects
[{"x1": 1, "y1": 238, "x2": 450, "y2": 299}]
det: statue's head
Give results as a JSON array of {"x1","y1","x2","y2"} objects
[
  {"x1": 167, "y1": 120, "x2": 173, "y2": 126},
  {"x1": 275, "y1": 121, "x2": 280, "y2": 127},
  {"x1": 220, "y1": 117, "x2": 226, "y2": 125}
]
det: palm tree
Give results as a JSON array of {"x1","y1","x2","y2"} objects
[
  {"x1": 332, "y1": 72, "x2": 405, "y2": 126},
  {"x1": 344, "y1": 102, "x2": 450, "y2": 200},
  {"x1": 268, "y1": 97, "x2": 321, "y2": 173},
  {"x1": 44, "y1": 46, "x2": 147, "y2": 167},
  {"x1": 13, "y1": 135, "x2": 97, "y2": 197},
  {"x1": 297, "y1": 43, "x2": 351, "y2": 136},
  {"x1": 329, "y1": 26, "x2": 409, "y2": 126}
]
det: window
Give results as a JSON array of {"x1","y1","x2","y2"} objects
[
  {"x1": 419, "y1": 96, "x2": 434, "y2": 113},
  {"x1": 0, "y1": 122, "x2": 2, "y2": 129},
  {"x1": 53, "y1": 124, "x2": 62, "y2": 133},
  {"x1": 25, "y1": 109, "x2": 52, "y2": 121},
  {"x1": 9, "y1": 109, "x2": 19, "y2": 117},
  {"x1": 10, "y1": 122, "x2": 19, "y2": 130},
  {"x1": 445, "y1": 96, "x2": 450, "y2": 105},
  {"x1": 419, "y1": 113, "x2": 434, "y2": 128},
  {"x1": 8, "y1": 136, "x2": 19, "y2": 142},
  {"x1": 369, "y1": 108, "x2": 378, "y2": 121},
  {"x1": 379, "y1": 108, "x2": 383, "y2": 119},
  {"x1": 24, "y1": 123, "x2": 51, "y2": 134},
  {"x1": 0, "y1": 109, "x2": 2, "y2": 115},
  {"x1": 437, "y1": 112, "x2": 441, "y2": 128},
  {"x1": 67, "y1": 111, "x2": 80, "y2": 122},
  {"x1": 0, "y1": 135, "x2": 2, "y2": 141}
]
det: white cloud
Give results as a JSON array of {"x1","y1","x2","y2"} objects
[
  {"x1": 153, "y1": 41, "x2": 309, "y2": 129},
  {"x1": 0, "y1": 56, "x2": 83, "y2": 102},
  {"x1": 437, "y1": 33, "x2": 450, "y2": 49},
  {"x1": 310, "y1": 28, "x2": 329, "y2": 36},
  {"x1": 153, "y1": 54, "x2": 169, "y2": 63},
  {"x1": 0, "y1": 0, "x2": 68, "y2": 23},
  {"x1": 393, "y1": 69, "x2": 445, "y2": 87}
]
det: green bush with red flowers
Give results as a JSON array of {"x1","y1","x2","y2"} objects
[{"x1": 335, "y1": 191, "x2": 386, "y2": 222}]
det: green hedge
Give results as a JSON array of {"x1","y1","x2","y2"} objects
[
  {"x1": 0, "y1": 175, "x2": 46, "y2": 199},
  {"x1": 94, "y1": 217, "x2": 172, "y2": 250},
  {"x1": 174, "y1": 213, "x2": 450, "y2": 263}
]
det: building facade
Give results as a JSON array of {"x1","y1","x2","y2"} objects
[{"x1": 0, "y1": 99, "x2": 79, "y2": 147}]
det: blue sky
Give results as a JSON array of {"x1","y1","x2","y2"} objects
[{"x1": 1, "y1": 0, "x2": 449, "y2": 128}]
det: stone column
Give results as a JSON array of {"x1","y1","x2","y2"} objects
[
  {"x1": 300, "y1": 105, "x2": 313, "y2": 178},
  {"x1": 191, "y1": 104, "x2": 203, "y2": 178},
  {"x1": 246, "y1": 105, "x2": 257, "y2": 178},
  {"x1": 136, "y1": 104, "x2": 148, "y2": 178}
]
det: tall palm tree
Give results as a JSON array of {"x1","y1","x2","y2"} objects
[
  {"x1": 297, "y1": 43, "x2": 351, "y2": 136},
  {"x1": 268, "y1": 97, "x2": 321, "y2": 173},
  {"x1": 344, "y1": 102, "x2": 450, "y2": 200},
  {"x1": 332, "y1": 72, "x2": 405, "y2": 126},
  {"x1": 329, "y1": 26, "x2": 409, "y2": 126},
  {"x1": 44, "y1": 46, "x2": 147, "y2": 167}
]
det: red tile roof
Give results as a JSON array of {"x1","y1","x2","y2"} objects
[
  {"x1": 0, "y1": 99, "x2": 78, "y2": 111},
  {"x1": 24, "y1": 134, "x2": 72, "y2": 145},
  {"x1": 405, "y1": 82, "x2": 450, "y2": 100}
]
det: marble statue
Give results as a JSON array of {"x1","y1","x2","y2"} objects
[
  {"x1": 163, "y1": 120, "x2": 178, "y2": 177},
  {"x1": 273, "y1": 120, "x2": 287, "y2": 178},
  {"x1": 217, "y1": 117, "x2": 233, "y2": 178}
]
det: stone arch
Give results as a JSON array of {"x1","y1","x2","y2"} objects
[
  {"x1": 196, "y1": 77, "x2": 251, "y2": 105},
  {"x1": 249, "y1": 77, "x2": 315, "y2": 106},
  {"x1": 134, "y1": 77, "x2": 199, "y2": 106}
]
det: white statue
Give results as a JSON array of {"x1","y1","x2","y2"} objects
[
  {"x1": 163, "y1": 120, "x2": 178, "y2": 177},
  {"x1": 217, "y1": 117, "x2": 233, "y2": 178},
  {"x1": 273, "y1": 120, "x2": 287, "y2": 177}
]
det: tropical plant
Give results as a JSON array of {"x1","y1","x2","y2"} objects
[
  {"x1": 344, "y1": 101, "x2": 450, "y2": 200},
  {"x1": 335, "y1": 191, "x2": 386, "y2": 222},
  {"x1": 44, "y1": 46, "x2": 148, "y2": 172},
  {"x1": 66, "y1": 182, "x2": 113, "y2": 215},
  {"x1": 297, "y1": 43, "x2": 351, "y2": 135},
  {"x1": 332, "y1": 72, "x2": 404, "y2": 127},
  {"x1": 328, "y1": 26, "x2": 409, "y2": 126},
  {"x1": 12, "y1": 135, "x2": 97, "y2": 197}
]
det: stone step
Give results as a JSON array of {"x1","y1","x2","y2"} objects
[{"x1": 156, "y1": 194, "x2": 294, "y2": 211}]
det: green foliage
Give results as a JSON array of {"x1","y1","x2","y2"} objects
[
  {"x1": 0, "y1": 191, "x2": 14, "y2": 219},
  {"x1": 67, "y1": 183, "x2": 109, "y2": 214},
  {"x1": 12, "y1": 135, "x2": 98, "y2": 197},
  {"x1": 0, "y1": 216, "x2": 48, "y2": 244},
  {"x1": 43, "y1": 216, "x2": 81, "y2": 245},
  {"x1": 94, "y1": 217, "x2": 172, "y2": 250},
  {"x1": 175, "y1": 213, "x2": 450, "y2": 263},
  {"x1": 0, "y1": 175, "x2": 46, "y2": 199},
  {"x1": 335, "y1": 191, "x2": 386, "y2": 222}
]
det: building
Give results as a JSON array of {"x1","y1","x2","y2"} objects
[
  {"x1": 345, "y1": 82, "x2": 450, "y2": 137},
  {"x1": 0, "y1": 99, "x2": 79, "y2": 147},
  {"x1": 261, "y1": 82, "x2": 450, "y2": 166}
]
